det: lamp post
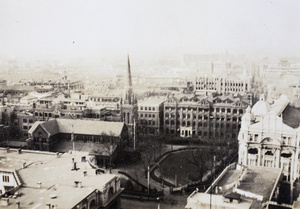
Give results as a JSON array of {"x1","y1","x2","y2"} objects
[
  {"x1": 147, "y1": 165, "x2": 150, "y2": 195},
  {"x1": 157, "y1": 197, "x2": 160, "y2": 209}
]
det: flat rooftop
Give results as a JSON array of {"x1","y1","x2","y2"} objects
[
  {"x1": 186, "y1": 192, "x2": 252, "y2": 209},
  {"x1": 0, "y1": 148, "x2": 118, "y2": 208},
  {"x1": 210, "y1": 166, "x2": 281, "y2": 209}
]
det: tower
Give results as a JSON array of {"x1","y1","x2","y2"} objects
[{"x1": 121, "y1": 55, "x2": 138, "y2": 142}]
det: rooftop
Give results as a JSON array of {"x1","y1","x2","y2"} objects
[
  {"x1": 28, "y1": 118, "x2": 125, "y2": 137},
  {"x1": 213, "y1": 166, "x2": 281, "y2": 208},
  {"x1": 0, "y1": 148, "x2": 119, "y2": 208}
]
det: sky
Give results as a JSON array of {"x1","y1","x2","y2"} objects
[{"x1": 1, "y1": 0, "x2": 300, "y2": 60}]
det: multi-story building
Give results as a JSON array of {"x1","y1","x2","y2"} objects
[
  {"x1": 164, "y1": 94, "x2": 250, "y2": 141},
  {"x1": 137, "y1": 97, "x2": 165, "y2": 135},
  {"x1": 238, "y1": 95, "x2": 300, "y2": 182},
  {"x1": 89, "y1": 95, "x2": 122, "y2": 110},
  {"x1": 194, "y1": 70, "x2": 252, "y2": 96}
]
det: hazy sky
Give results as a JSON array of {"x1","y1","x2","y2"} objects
[{"x1": 1, "y1": 0, "x2": 300, "y2": 60}]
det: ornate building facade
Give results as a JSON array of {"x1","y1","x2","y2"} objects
[
  {"x1": 163, "y1": 94, "x2": 250, "y2": 141},
  {"x1": 238, "y1": 95, "x2": 300, "y2": 182}
]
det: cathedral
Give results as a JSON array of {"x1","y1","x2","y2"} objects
[{"x1": 238, "y1": 94, "x2": 300, "y2": 182}]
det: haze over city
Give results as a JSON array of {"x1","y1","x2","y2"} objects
[
  {"x1": 1, "y1": 0, "x2": 300, "y2": 63},
  {"x1": 1, "y1": 1, "x2": 300, "y2": 209}
]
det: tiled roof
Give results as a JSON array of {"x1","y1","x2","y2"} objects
[{"x1": 29, "y1": 119, "x2": 124, "y2": 137}]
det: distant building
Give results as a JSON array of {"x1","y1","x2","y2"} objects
[
  {"x1": 163, "y1": 93, "x2": 250, "y2": 141},
  {"x1": 194, "y1": 71, "x2": 251, "y2": 95},
  {"x1": 137, "y1": 97, "x2": 166, "y2": 135}
]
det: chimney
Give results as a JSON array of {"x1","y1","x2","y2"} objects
[
  {"x1": 56, "y1": 152, "x2": 60, "y2": 158},
  {"x1": 22, "y1": 162, "x2": 26, "y2": 168},
  {"x1": 74, "y1": 181, "x2": 82, "y2": 188},
  {"x1": 0, "y1": 198, "x2": 9, "y2": 207},
  {"x1": 37, "y1": 181, "x2": 42, "y2": 188},
  {"x1": 83, "y1": 171, "x2": 87, "y2": 177},
  {"x1": 6, "y1": 147, "x2": 10, "y2": 153},
  {"x1": 45, "y1": 204, "x2": 51, "y2": 209},
  {"x1": 17, "y1": 148, "x2": 22, "y2": 154},
  {"x1": 16, "y1": 201, "x2": 20, "y2": 209}
]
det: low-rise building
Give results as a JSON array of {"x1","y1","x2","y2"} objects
[
  {"x1": 27, "y1": 119, "x2": 128, "y2": 169},
  {"x1": 0, "y1": 148, "x2": 123, "y2": 209},
  {"x1": 185, "y1": 164, "x2": 283, "y2": 209}
]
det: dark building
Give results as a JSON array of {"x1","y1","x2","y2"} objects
[
  {"x1": 28, "y1": 119, "x2": 128, "y2": 168},
  {"x1": 163, "y1": 93, "x2": 250, "y2": 142}
]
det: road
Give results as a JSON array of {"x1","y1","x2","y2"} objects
[{"x1": 121, "y1": 194, "x2": 189, "y2": 209}]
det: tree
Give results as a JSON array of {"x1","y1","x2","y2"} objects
[
  {"x1": 186, "y1": 148, "x2": 211, "y2": 182},
  {"x1": 91, "y1": 131, "x2": 117, "y2": 173},
  {"x1": 137, "y1": 134, "x2": 165, "y2": 171}
]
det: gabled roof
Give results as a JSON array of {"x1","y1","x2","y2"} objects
[{"x1": 29, "y1": 119, "x2": 125, "y2": 137}]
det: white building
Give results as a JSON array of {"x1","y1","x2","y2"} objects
[{"x1": 238, "y1": 95, "x2": 300, "y2": 182}]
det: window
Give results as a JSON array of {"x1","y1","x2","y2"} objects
[
  {"x1": 152, "y1": 114, "x2": 155, "y2": 118},
  {"x1": 145, "y1": 114, "x2": 147, "y2": 117},
  {"x1": 23, "y1": 126, "x2": 28, "y2": 130},
  {"x1": 29, "y1": 119, "x2": 33, "y2": 123},
  {"x1": 145, "y1": 107, "x2": 147, "y2": 110},
  {"x1": 3, "y1": 175, "x2": 9, "y2": 182},
  {"x1": 152, "y1": 107, "x2": 155, "y2": 111},
  {"x1": 23, "y1": 119, "x2": 27, "y2": 123},
  {"x1": 140, "y1": 106, "x2": 143, "y2": 110},
  {"x1": 140, "y1": 114, "x2": 143, "y2": 117}
]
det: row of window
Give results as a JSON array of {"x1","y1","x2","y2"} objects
[
  {"x1": 165, "y1": 128, "x2": 237, "y2": 138},
  {"x1": 165, "y1": 107, "x2": 244, "y2": 114},
  {"x1": 139, "y1": 113, "x2": 156, "y2": 118},
  {"x1": 195, "y1": 81, "x2": 246, "y2": 87},
  {"x1": 23, "y1": 126, "x2": 32, "y2": 130},
  {"x1": 140, "y1": 120, "x2": 156, "y2": 126},
  {"x1": 165, "y1": 115, "x2": 242, "y2": 122},
  {"x1": 23, "y1": 118, "x2": 34, "y2": 123},
  {"x1": 35, "y1": 112, "x2": 53, "y2": 117},
  {"x1": 139, "y1": 106, "x2": 156, "y2": 111},
  {"x1": 165, "y1": 121, "x2": 239, "y2": 129},
  {"x1": 2, "y1": 175, "x2": 9, "y2": 182}
]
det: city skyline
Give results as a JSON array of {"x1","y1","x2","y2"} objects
[{"x1": 1, "y1": 0, "x2": 300, "y2": 61}]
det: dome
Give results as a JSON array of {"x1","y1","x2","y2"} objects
[{"x1": 252, "y1": 94, "x2": 270, "y2": 116}]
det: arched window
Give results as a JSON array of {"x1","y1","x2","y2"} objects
[{"x1": 89, "y1": 199, "x2": 96, "y2": 209}]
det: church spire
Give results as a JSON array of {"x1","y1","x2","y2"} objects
[
  {"x1": 125, "y1": 55, "x2": 132, "y2": 89},
  {"x1": 124, "y1": 55, "x2": 133, "y2": 105}
]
